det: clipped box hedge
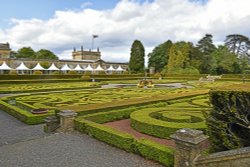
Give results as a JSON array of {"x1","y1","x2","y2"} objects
[
  {"x1": 207, "y1": 88, "x2": 250, "y2": 152},
  {"x1": 75, "y1": 117, "x2": 174, "y2": 166},
  {"x1": 130, "y1": 107, "x2": 207, "y2": 139},
  {"x1": 0, "y1": 74, "x2": 143, "y2": 80},
  {"x1": 0, "y1": 100, "x2": 54, "y2": 124}
]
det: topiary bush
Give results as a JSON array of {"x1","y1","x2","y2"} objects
[
  {"x1": 68, "y1": 70, "x2": 77, "y2": 75},
  {"x1": 9, "y1": 70, "x2": 18, "y2": 75},
  {"x1": 206, "y1": 90, "x2": 250, "y2": 152},
  {"x1": 33, "y1": 70, "x2": 43, "y2": 75}
]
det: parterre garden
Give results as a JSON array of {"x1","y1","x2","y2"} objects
[{"x1": 0, "y1": 75, "x2": 247, "y2": 166}]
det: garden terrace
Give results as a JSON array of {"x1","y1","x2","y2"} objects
[
  {"x1": 74, "y1": 94, "x2": 209, "y2": 166},
  {"x1": 0, "y1": 87, "x2": 209, "y2": 124}
]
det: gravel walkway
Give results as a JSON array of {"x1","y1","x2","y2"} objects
[
  {"x1": 0, "y1": 110, "x2": 46, "y2": 146},
  {"x1": 0, "y1": 132, "x2": 163, "y2": 167},
  {"x1": 0, "y1": 110, "x2": 163, "y2": 167}
]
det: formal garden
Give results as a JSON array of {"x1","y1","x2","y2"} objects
[{"x1": 0, "y1": 72, "x2": 249, "y2": 166}]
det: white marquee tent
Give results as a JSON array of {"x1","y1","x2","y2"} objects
[
  {"x1": 94, "y1": 64, "x2": 104, "y2": 71},
  {"x1": 61, "y1": 64, "x2": 72, "y2": 71},
  {"x1": 107, "y1": 65, "x2": 115, "y2": 71},
  {"x1": 84, "y1": 64, "x2": 94, "y2": 71},
  {"x1": 0, "y1": 61, "x2": 12, "y2": 70},
  {"x1": 16, "y1": 62, "x2": 30, "y2": 70},
  {"x1": 32, "y1": 63, "x2": 45, "y2": 70},
  {"x1": 116, "y1": 65, "x2": 125, "y2": 71},
  {"x1": 73, "y1": 64, "x2": 84, "y2": 71},
  {"x1": 47, "y1": 63, "x2": 60, "y2": 70}
]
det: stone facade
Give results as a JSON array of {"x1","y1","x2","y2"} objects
[
  {"x1": 0, "y1": 43, "x2": 11, "y2": 59},
  {"x1": 72, "y1": 46, "x2": 101, "y2": 61}
]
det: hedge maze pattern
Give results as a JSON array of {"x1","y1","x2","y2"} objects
[
  {"x1": 11, "y1": 88, "x2": 179, "y2": 110},
  {"x1": 0, "y1": 82, "x2": 99, "y2": 93},
  {"x1": 130, "y1": 95, "x2": 209, "y2": 138}
]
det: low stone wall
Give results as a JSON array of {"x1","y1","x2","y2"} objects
[
  {"x1": 195, "y1": 147, "x2": 250, "y2": 167},
  {"x1": 171, "y1": 128, "x2": 250, "y2": 167}
]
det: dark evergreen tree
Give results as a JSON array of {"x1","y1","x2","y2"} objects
[
  {"x1": 211, "y1": 46, "x2": 239, "y2": 74},
  {"x1": 148, "y1": 40, "x2": 172, "y2": 72},
  {"x1": 129, "y1": 40, "x2": 145, "y2": 73},
  {"x1": 206, "y1": 91, "x2": 250, "y2": 152},
  {"x1": 196, "y1": 34, "x2": 216, "y2": 73},
  {"x1": 225, "y1": 34, "x2": 250, "y2": 56},
  {"x1": 189, "y1": 45, "x2": 203, "y2": 70}
]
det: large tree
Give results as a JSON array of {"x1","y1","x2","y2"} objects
[
  {"x1": 148, "y1": 40, "x2": 172, "y2": 72},
  {"x1": 16, "y1": 47, "x2": 36, "y2": 59},
  {"x1": 36, "y1": 49, "x2": 58, "y2": 60},
  {"x1": 129, "y1": 40, "x2": 145, "y2": 73},
  {"x1": 225, "y1": 34, "x2": 250, "y2": 56},
  {"x1": 167, "y1": 42, "x2": 191, "y2": 73},
  {"x1": 211, "y1": 46, "x2": 239, "y2": 74},
  {"x1": 196, "y1": 34, "x2": 216, "y2": 73}
]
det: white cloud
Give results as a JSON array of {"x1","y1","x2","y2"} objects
[
  {"x1": 1, "y1": 0, "x2": 250, "y2": 62},
  {"x1": 81, "y1": 2, "x2": 93, "y2": 9}
]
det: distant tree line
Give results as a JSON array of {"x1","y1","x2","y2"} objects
[
  {"x1": 129, "y1": 34, "x2": 250, "y2": 74},
  {"x1": 13, "y1": 47, "x2": 58, "y2": 60}
]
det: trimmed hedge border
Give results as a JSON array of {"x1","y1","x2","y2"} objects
[
  {"x1": 0, "y1": 85, "x2": 100, "y2": 94},
  {"x1": 130, "y1": 107, "x2": 207, "y2": 139},
  {"x1": 0, "y1": 100, "x2": 54, "y2": 124},
  {"x1": 75, "y1": 117, "x2": 174, "y2": 166},
  {"x1": 0, "y1": 74, "x2": 144, "y2": 80},
  {"x1": 207, "y1": 89, "x2": 250, "y2": 152}
]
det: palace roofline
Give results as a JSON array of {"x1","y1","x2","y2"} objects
[{"x1": 0, "y1": 57, "x2": 128, "y2": 65}]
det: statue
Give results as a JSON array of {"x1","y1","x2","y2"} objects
[{"x1": 137, "y1": 79, "x2": 154, "y2": 88}]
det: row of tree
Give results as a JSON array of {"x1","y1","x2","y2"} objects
[
  {"x1": 13, "y1": 47, "x2": 58, "y2": 60},
  {"x1": 129, "y1": 34, "x2": 250, "y2": 74}
]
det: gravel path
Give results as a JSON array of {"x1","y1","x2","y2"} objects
[
  {"x1": 0, "y1": 110, "x2": 46, "y2": 146},
  {"x1": 0, "y1": 132, "x2": 163, "y2": 167},
  {"x1": 0, "y1": 110, "x2": 163, "y2": 167}
]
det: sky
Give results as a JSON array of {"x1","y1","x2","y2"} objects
[{"x1": 0, "y1": 0, "x2": 250, "y2": 63}]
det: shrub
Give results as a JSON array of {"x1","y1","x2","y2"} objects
[
  {"x1": 168, "y1": 67, "x2": 200, "y2": 75},
  {"x1": 136, "y1": 139, "x2": 174, "y2": 166},
  {"x1": 130, "y1": 107, "x2": 206, "y2": 138},
  {"x1": 154, "y1": 73, "x2": 162, "y2": 78},
  {"x1": 68, "y1": 70, "x2": 77, "y2": 75},
  {"x1": 0, "y1": 100, "x2": 54, "y2": 124},
  {"x1": 81, "y1": 75, "x2": 91, "y2": 80},
  {"x1": 97, "y1": 71, "x2": 106, "y2": 75},
  {"x1": 206, "y1": 90, "x2": 250, "y2": 152},
  {"x1": 33, "y1": 70, "x2": 43, "y2": 75},
  {"x1": 51, "y1": 71, "x2": 60, "y2": 75},
  {"x1": 9, "y1": 70, "x2": 18, "y2": 75},
  {"x1": 75, "y1": 116, "x2": 174, "y2": 166},
  {"x1": 84, "y1": 71, "x2": 92, "y2": 75}
]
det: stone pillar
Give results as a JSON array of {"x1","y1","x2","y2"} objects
[
  {"x1": 170, "y1": 128, "x2": 209, "y2": 167},
  {"x1": 57, "y1": 110, "x2": 77, "y2": 132},
  {"x1": 44, "y1": 116, "x2": 59, "y2": 133}
]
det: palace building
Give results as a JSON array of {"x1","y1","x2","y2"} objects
[
  {"x1": 0, "y1": 43, "x2": 128, "y2": 71},
  {"x1": 0, "y1": 43, "x2": 11, "y2": 59}
]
